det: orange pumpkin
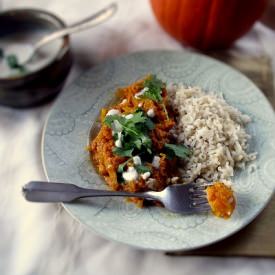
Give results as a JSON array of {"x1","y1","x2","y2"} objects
[{"x1": 150, "y1": 0, "x2": 267, "y2": 50}]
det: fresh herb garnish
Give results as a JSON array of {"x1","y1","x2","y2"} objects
[
  {"x1": 117, "y1": 159, "x2": 151, "y2": 183},
  {"x1": 142, "y1": 75, "x2": 169, "y2": 119},
  {"x1": 104, "y1": 109, "x2": 155, "y2": 158},
  {"x1": 164, "y1": 143, "x2": 191, "y2": 160},
  {"x1": 104, "y1": 89, "x2": 192, "y2": 182},
  {"x1": 118, "y1": 160, "x2": 151, "y2": 174},
  {"x1": 112, "y1": 147, "x2": 133, "y2": 157},
  {"x1": 144, "y1": 117, "x2": 155, "y2": 130},
  {"x1": 104, "y1": 114, "x2": 124, "y2": 128},
  {"x1": 143, "y1": 75, "x2": 164, "y2": 103},
  {"x1": 135, "y1": 164, "x2": 151, "y2": 174},
  {"x1": 6, "y1": 54, "x2": 27, "y2": 74},
  {"x1": 117, "y1": 159, "x2": 132, "y2": 173},
  {"x1": 161, "y1": 103, "x2": 169, "y2": 119}
]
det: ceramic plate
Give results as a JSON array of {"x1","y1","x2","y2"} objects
[{"x1": 42, "y1": 50, "x2": 275, "y2": 251}]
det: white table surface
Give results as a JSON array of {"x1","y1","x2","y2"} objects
[{"x1": 1, "y1": 1, "x2": 275, "y2": 274}]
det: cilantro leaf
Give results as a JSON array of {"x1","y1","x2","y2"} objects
[
  {"x1": 6, "y1": 54, "x2": 27, "y2": 73},
  {"x1": 104, "y1": 109, "x2": 155, "y2": 160},
  {"x1": 161, "y1": 103, "x2": 169, "y2": 120},
  {"x1": 113, "y1": 132, "x2": 118, "y2": 140},
  {"x1": 112, "y1": 147, "x2": 133, "y2": 157},
  {"x1": 144, "y1": 117, "x2": 155, "y2": 130},
  {"x1": 127, "y1": 111, "x2": 147, "y2": 124},
  {"x1": 104, "y1": 115, "x2": 125, "y2": 128},
  {"x1": 135, "y1": 165, "x2": 151, "y2": 174},
  {"x1": 117, "y1": 159, "x2": 131, "y2": 173},
  {"x1": 164, "y1": 144, "x2": 191, "y2": 160},
  {"x1": 143, "y1": 75, "x2": 169, "y2": 119},
  {"x1": 133, "y1": 139, "x2": 142, "y2": 149},
  {"x1": 143, "y1": 75, "x2": 164, "y2": 102},
  {"x1": 140, "y1": 134, "x2": 152, "y2": 147}
]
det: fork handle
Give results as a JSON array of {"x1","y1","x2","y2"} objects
[{"x1": 22, "y1": 181, "x2": 155, "y2": 203}]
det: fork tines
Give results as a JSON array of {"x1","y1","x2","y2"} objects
[{"x1": 188, "y1": 182, "x2": 211, "y2": 210}]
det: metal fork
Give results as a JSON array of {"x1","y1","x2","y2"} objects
[{"x1": 22, "y1": 181, "x2": 211, "y2": 214}]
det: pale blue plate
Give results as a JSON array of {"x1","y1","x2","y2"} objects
[{"x1": 42, "y1": 50, "x2": 275, "y2": 251}]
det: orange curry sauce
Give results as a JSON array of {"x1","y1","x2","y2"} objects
[
  {"x1": 89, "y1": 76, "x2": 177, "y2": 206},
  {"x1": 206, "y1": 182, "x2": 236, "y2": 219}
]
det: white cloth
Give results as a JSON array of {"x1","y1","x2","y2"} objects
[{"x1": 1, "y1": 1, "x2": 275, "y2": 274}]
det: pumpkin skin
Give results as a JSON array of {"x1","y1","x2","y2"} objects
[{"x1": 150, "y1": 0, "x2": 267, "y2": 50}]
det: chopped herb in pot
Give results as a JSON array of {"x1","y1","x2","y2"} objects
[
  {"x1": 6, "y1": 54, "x2": 20, "y2": 68},
  {"x1": 164, "y1": 143, "x2": 192, "y2": 160},
  {"x1": 6, "y1": 54, "x2": 27, "y2": 74}
]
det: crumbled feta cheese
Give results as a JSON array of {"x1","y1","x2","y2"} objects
[
  {"x1": 133, "y1": 156, "x2": 141, "y2": 165},
  {"x1": 125, "y1": 114, "x2": 134, "y2": 120},
  {"x1": 138, "y1": 103, "x2": 143, "y2": 107},
  {"x1": 141, "y1": 172, "x2": 151, "y2": 180},
  {"x1": 147, "y1": 108, "x2": 155, "y2": 118},
  {"x1": 134, "y1": 87, "x2": 149, "y2": 99},
  {"x1": 152, "y1": 156, "x2": 160, "y2": 169},
  {"x1": 115, "y1": 132, "x2": 123, "y2": 147},
  {"x1": 122, "y1": 167, "x2": 138, "y2": 182},
  {"x1": 106, "y1": 109, "x2": 120, "y2": 116},
  {"x1": 115, "y1": 139, "x2": 122, "y2": 148},
  {"x1": 121, "y1": 99, "x2": 127, "y2": 104}
]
